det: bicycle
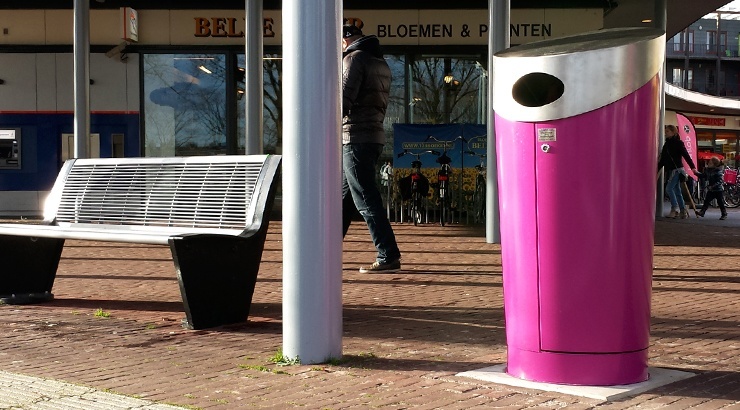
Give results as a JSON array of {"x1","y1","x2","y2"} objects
[
  {"x1": 397, "y1": 150, "x2": 435, "y2": 225},
  {"x1": 696, "y1": 166, "x2": 740, "y2": 209},
  {"x1": 723, "y1": 167, "x2": 740, "y2": 208},
  {"x1": 466, "y1": 151, "x2": 486, "y2": 224},
  {"x1": 435, "y1": 152, "x2": 453, "y2": 226},
  {"x1": 425, "y1": 136, "x2": 454, "y2": 226}
]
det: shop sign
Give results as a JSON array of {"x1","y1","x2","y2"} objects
[
  {"x1": 121, "y1": 7, "x2": 138, "y2": 42},
  {"x1": 0, "y1": 7, "x2": 599, "y2": 46},
  {"x1": 687, "y1": 116, "x2": 726, "y2": 127},
  {"x1": 182, "y1": 9, "x2": 601, "y2": 46},
  {"x1": 194, "y1": 17, "x2": 276, "y2": 38}
]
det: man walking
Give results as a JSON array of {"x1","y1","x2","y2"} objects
[{"x1": 341, "y1": 24, "x2": 401, "y2": 273}]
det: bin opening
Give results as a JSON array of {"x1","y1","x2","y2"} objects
[{"x1": 512, "y1": 73, "x2": 564, "y2": 107}]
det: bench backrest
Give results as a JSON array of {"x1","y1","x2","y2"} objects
[{"x1": 43, "y1": 155, "x2": 281, "y2": 233}]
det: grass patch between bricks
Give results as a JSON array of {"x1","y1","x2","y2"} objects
[
  {"x1": 93, "y1": 308, "x2": 111, "y2": 318},
  {"x1": 269, "y1": 347, "x2": 300, "y2": 366}
]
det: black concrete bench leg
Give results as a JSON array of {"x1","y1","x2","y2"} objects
[
  {"x1": 0, "y1": 236, "x2": 64, "y2": 304},
  {"x1": 170, "y1": 233, "x2": 267, "y2": 330}
]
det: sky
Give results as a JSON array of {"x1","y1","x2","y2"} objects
[
  {"x1": 718, "y1": 0, "x2": 740, "y2": 12},
  {"x1": 707, "y1": 1, "x2": 740, "y2": 19}
]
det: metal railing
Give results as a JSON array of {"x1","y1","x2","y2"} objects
[{"x1": 666, "y1": 42, "x2": 740, "y2": 58}]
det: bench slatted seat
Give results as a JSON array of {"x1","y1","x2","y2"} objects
[{"x1": 0, "y1": 154, "x2": 281, "y2": 330}]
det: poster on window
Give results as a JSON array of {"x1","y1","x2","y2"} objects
[{"x1": 392, "y1": 123, "x2": 486, "y2": 198}]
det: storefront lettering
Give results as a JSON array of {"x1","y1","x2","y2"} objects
[
  {"x1": 479, "y1": 23, "x2": 552, "y2": 38},
  {"x1": 687, "y1": 116, "x2": 725, "y2": 126},
  {"x1": 190, "y1": 13, "x2": 566, "y2": 42},
  {"x1": 194, "y1": 17, "x2": 275, "y2": 38},
  {"x1": 377, "y1": 24, "x2": 453, "y2": 38},
  {"x1": 510, "y1": 24, "x2": 551, "y2": 37}
]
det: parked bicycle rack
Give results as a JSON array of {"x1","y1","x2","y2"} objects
[
  {"x1": 396, "y1": 149, "x2": 436, "y2": 225},
  {"x1": 465, "y1": 150, "x2": 487, "y2": 224},
  {"x1": 389, "y1": 141, "x2": 491, "y2": 226}
]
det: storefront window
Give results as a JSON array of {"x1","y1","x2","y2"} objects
[
  {"x1": 237, "y1": 53, "x2": 406, "y2": 158},
  {"x1": 384, "y1": 55, "x2": 406, "y2": 158},
  {"x1": 409, "y1": 56, "x2": 487, "y2": 124},
  {"x1": 143, "y1": 52, "x2": 487, "y2": 159},
  {"x1": 715, "y1": 131, "x2": 738, "y2": 168},
  {"x1": 695, "y1": 130, "x2": 739, "y2": 168},
  {"x1": 143, "y1": 54, "x2": 227, "y2": 156},
  {"x1": 237, "y1": 54, "x2": 282, "y2": 154},
  {"x1": 696, "y1": 131, "x2": 714, "y2": 152}
]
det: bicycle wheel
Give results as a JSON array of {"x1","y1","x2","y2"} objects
[
  {"x1": 439, "y1": 184, "x2": 446, "y2": 226},
  {"x1": 412, "y1": 192, "x2": 421, "y2": 226},
  {"x1": 725, "y1": 184, "x2": 740, "y2": 208}
]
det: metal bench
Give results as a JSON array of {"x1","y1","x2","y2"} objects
[{"x1": 0, "y1": 154, "x2": 281, "y2": 330}]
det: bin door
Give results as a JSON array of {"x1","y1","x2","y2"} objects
[
  {"x1": 534, "y1": 88, "x2": 654, "y2": 353},
  {"x1": 495, "y1": 117, "x2": 542, "y2": 353}
]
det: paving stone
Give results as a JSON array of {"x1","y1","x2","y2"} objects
[{"x1": 0, "y1": 214, "x2": 737, "y2": 408}]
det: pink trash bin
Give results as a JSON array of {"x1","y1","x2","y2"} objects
[{"x1": 492, "y1": 28, "x2": 665, "y2": 386}]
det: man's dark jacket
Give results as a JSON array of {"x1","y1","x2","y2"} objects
[{"x1": 342, "y1": 35, "x2": 391, "y2": 145}]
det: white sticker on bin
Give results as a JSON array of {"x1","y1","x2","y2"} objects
[{"x1": 538, "y1": 128, "x2": 556, "y2": 142}]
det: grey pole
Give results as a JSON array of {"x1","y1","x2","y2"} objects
[
  {"x1": 486, "y1": 0, "x2": 509, "y2": 244},
  {"x1": 245, "y1": 0, "x2": 264, "y2": 154},
  {"x1": 282, "y1": 0, "x2": 343, "y2": 364},
  {"x1": 656, "y1": 0, "x2": 667, "y2": 218},
  {"x1": 716, "y1": 13, "x2": 722, "y2": 96},
  {"x1": 73, "y1": 0, "x2": 90, "y2": 159},
  {"x1": 683, "y1": 29, "x2": 690, "y2": 88}
]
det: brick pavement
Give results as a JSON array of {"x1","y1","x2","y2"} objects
[{"x1": 0, "y1": 212, "x2": 738, "y2": 409}]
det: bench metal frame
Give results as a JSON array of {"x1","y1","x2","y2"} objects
[{"x1": 0, "y1": 155, "x2": 281, "y2": 330}]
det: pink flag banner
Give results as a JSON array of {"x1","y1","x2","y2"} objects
[{"x1": 676, "y1": 112, "x2": 698, "y2": 181}]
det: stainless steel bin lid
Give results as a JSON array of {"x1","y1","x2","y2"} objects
[{"x1": 493, "y1": 27, "x2": 665, "y2": 122}]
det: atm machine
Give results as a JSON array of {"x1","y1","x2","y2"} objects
[{"x1": 0, "y1": 129, "x2": 21, "y2": 169}]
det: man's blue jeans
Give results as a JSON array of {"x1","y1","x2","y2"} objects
[{"x1": 342, "y1": 143, "x2": 401, "y2": 264}]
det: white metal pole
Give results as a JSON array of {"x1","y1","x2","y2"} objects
[
  {"x1": 282, "y1": 0, "x2": 343, "y2": 364},
  {"x1": 73, "y1": 0, "x2": 90, "y2": 159},
  {"x1": 486, "y1": 0, "x2": 509, "y2": 243},
  {"x1": 245, "y1": 0, "x2": 264, "y2": 154}
]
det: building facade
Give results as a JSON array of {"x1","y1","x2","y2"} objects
[
  {"x1": 667, "y1": 12, "x2": 740, "y2": 167},
  {"x1": 0, "y1": 5, "x2": 604, "y2": 215}
]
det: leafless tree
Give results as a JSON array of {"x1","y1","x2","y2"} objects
[
  {"x1": 263, "y1": 55, "x2": 283, "y2": 152},
  {"x1": 410, "y1": 57, "x2": 483, "y2": 124}
]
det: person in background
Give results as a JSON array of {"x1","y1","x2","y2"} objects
[
  {"x1": 341, "y1": 24, "x2": 401, "y2": 273},
  {"x1": 380, "y1": 161, "x2": 393, "y2": 187},
  {"x1": 659, "y1": 125, "x2": 698, "y2": 219},
  {"x1": 695, "y1": 156, "x2": 728, "y2": 220}
]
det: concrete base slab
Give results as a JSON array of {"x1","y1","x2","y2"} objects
[{"x1": 456, "y1": 364, "x2": 695, "y2": 401}]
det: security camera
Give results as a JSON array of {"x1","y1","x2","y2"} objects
[{"x1": 105, "y1": 41, "x2": 130, "y2": 60}]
